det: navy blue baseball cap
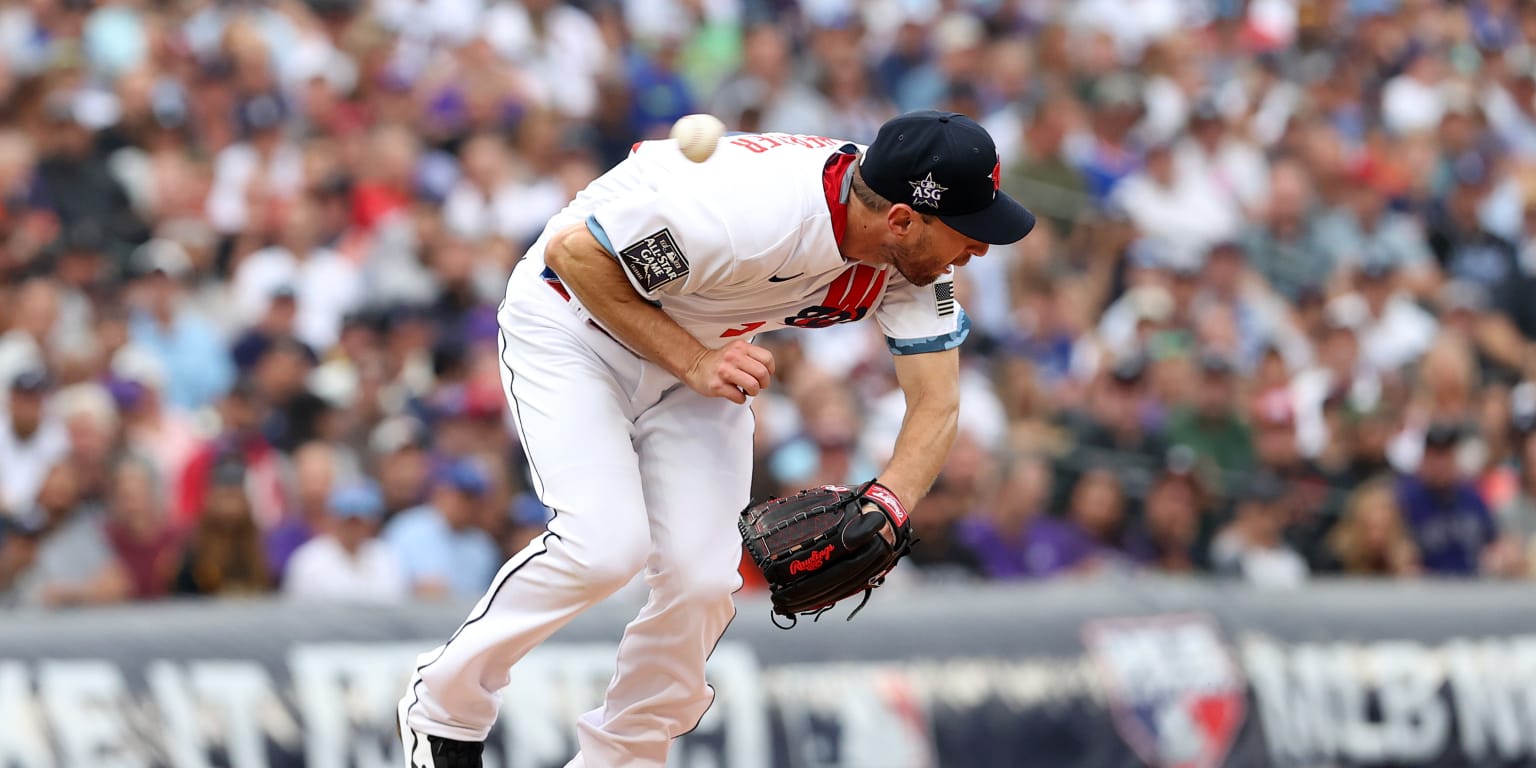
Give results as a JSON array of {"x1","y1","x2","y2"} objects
[
  {"x1": 11, "y1": 369, "x2": 51, "y2": 394},
  {"x1": 860, "y1": 110, "x2": 1036, "y2": 245},
  {"x1": 436, "y1": 458, "x2": 489, "y2": 497}
]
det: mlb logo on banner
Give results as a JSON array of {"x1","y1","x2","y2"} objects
[{"x1": 1083, "y1": 614, "x2": 1247, "y2": 768}]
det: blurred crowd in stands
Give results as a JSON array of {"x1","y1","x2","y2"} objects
[{"x1": 8, "y1": 0, "x2": 1536, "y2": 608}]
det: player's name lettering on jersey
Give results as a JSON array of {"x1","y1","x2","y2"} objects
[{"x1": 728, "y1": 133, "x2": 844, "y2": 153}]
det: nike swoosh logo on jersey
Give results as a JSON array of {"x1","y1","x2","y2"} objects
[{"x1": 768, "y1": 273, "x2": 805, "y2": 282}]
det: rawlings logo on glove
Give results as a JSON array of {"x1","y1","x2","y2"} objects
[
  {"x1": 789, "y1": 544, "x2": 837, "y2": 575},
  {"x1": 738, "y1": 480, "x2": 916, "y2": 627}
]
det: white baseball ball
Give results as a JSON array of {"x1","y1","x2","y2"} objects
[{"x1": 670, "y1": 113, "x2": 725, "y2": 163}]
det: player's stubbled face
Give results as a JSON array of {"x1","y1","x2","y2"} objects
[{"x1": 886, "y1": 218, "x2": 988, "y2": 287}]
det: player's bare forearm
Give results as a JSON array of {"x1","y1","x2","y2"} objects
[
  {"x1": 545, "y1": 223, "x2": 775, "y2": 403},
  {"x1": 880, "y1": 348, "x2": 961, "y2": 509},
  {"x1": 546, "y1": 223, "x2": 711, "y2": 378}
]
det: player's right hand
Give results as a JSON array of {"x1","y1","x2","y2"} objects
[{"x1": 684, "y1": 340, "x2": 776, "y2": 404}]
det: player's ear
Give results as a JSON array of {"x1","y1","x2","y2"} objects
[{"x1": 887, "y1": 204, "x2": 919, "y2": 238}]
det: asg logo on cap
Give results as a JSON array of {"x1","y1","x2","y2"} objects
[{"x1": 909, "y1": 172, "x2": 947, "y2": 208}]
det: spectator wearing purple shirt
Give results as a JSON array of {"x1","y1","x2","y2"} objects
[
  {"x1": 264, "y1": 442, "x2": 339, "y2": 581},
  {"x1": 905, "y1": 475, "x2": 987, "y2": 583},
  {"x1": 1023, "y1": 468, "x2": 1136, "y2": 577},
  {"x1": 1396, "y1": 423, "x2": 1504, "y2": 576},
  {"x1": 958, "y1": 456, "x2": 1054, "y2": 579}
]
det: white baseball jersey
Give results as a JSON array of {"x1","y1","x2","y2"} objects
[
  {"x1": 533, "y1": 132, "x2": 970, "y2": 355},
  {"x1": 402, "y1": 131, "x2": 973, "y2": 768}
]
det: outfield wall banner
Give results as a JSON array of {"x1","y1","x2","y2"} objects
[{"x1": 5, "y1": 579, "x2": 1536, "y2": 768}]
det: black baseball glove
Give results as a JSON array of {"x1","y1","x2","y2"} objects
[{"x1": 738, "y1": 480, "x2": 915, "y2": 627}]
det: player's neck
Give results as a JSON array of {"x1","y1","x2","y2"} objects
[{"x1": 838, "y1": 201, "x2": 893, "y2": 268}]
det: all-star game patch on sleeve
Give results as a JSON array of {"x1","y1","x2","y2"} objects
[
  {"x1": 586, "y1": 184, "x2": 736, "y2": 301},
  {"x1": 876, "y1": 274, "x2": 970, "y2": 355},
  {"x1": 616, "y1": 228, "x2": 688, "y2": 292}
]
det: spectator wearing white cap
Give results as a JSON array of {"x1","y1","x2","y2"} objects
[{"x1": 283, "y1": 480, "x2": 406, "y2": 603}]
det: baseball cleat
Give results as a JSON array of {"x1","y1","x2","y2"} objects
[
  {"x1": 398, "y1": 697, "x2": 484, "y2": 768},
  {"x1": 401, "y1": 730, "x2": 484, "y2": 768}
]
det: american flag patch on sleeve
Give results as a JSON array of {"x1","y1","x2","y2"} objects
[{"x1": 935, "y1": 281, "x2": 955, "y2": 317}]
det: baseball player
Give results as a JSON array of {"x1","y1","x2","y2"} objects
[{"x1": 398, "y1": 110, "x2": 1035, "y2": 768}]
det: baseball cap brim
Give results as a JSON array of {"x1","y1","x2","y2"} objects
[{"x1": 937, "y1": 190, "x2": 1036, "y2": 245}]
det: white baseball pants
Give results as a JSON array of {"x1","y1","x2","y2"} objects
[{"x1": 399, "y1": 257, "x2": 754, "y2": 768}]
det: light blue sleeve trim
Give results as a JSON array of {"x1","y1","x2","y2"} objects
[
  {"x1": 886, "y1": 309, "x2": 971, "y2": 355},
  {"x1": 586, "y1": 215, "x2": 618, "y2": 257},
  {"x1": 583, "y1": 214, "x2": 664, "y2": 308}
]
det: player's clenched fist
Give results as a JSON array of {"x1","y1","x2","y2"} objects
[{"x1": 684, "y1": 340, "x2": 776, "y2": 403}]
